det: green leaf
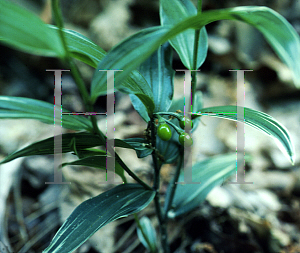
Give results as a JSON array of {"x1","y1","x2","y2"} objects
[
  {"x1": 130, "y1": 43, "x2": 174, "y2": 122},
  {"x1": 116, "y1": 138, "x2": 153, "y2": 158},
  {"x1": 140, "y1": 42, "x2": 174, "y2": 114},
  {"x1": 0, "y1": 0, "x2": 110, "y2": 69},
  {"x1": 0, "y1": 0, "x2": 64, "y2": 57},
  {"x1": 90, "y1": 26, "x2": 169, "y2": 104},
  {"x1": 48, "y1": 25, "x2": 106, "y2": 68},
  {"x1": 91, "y1": 70, "x2": 155, "y2": 118},
  {"x1": 173, "y1": 6, "x2": 300, "y2": 86},
  {"x1": 160, "y1": 0, "x2": 208, "y2": 69},
  {"x1": 0, "y1": 0, "x2": 106, "y2": 66},
  {"x1": 168, "y1": 154, "x2": 241, "y2": 218},
  {"x1": 61, "y1": 155, "x2": 126, "y2": 182},
  {"x1": 193, "y1": 106, "x2": 295, "y2": 164},
  {"x1": 74, "y1": 148, "x2": 107, "y2": 159},
  {"x1": 0, "y1": 96, "x2": 93, "y2": 131},
  {"x1": 228, "y1": 7, "x2": 300, "y2": 87},
  {"x1": 129, "y1": 95, "x2": 150, "y2": 122},
  {"x1": 89, "y1": 6, "x2": 300, "y2": 95},
  {"x1": 56, "y1": 25, "x2": 156, "y2": 116},
  {"x1": 0, "y1": 132, "x2": 153, "y2": 165},
  {"x1": 136, "y1": 216, "x2": 157, "y2": 253},
  {"x1": 155, "y1": 136, "x2": 180, "y2": 164},
  {"x1": 43, "y1": 184, "x2": 155, "y2": 253},
  {"x1": 53, "y1": 27, "x2": 156, "y2": 116},
  {"x1": 0, "y1": 132, "x2": 104, "y2": 165}
]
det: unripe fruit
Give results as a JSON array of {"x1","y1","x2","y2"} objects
[
  {"x1": 179, "y1": 117, "x2": 193, "y2": 129},
  {"x1": 179, "y1": 132, "x2": 193, "y2": 146},
  {"x1": 157, "y1": 123, "x2": 172, "y2": 141}
]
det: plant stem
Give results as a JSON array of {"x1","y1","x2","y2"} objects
[
  {"x1": 163, "y1": 151, "x2": 183, "y2": 221},
  {"x1": 150, "y1": 118, "x2": 170, "y2": 253},
  {"x1": 191, "y1": 37, "x2": 199, "y2": 98},
  {"x1": 51, "y1": 0, "x2": 152, "y2": 191},
  {"x1": 155, "y1": 112, "x2": 183, "y2": 121},
  {"x1": 192, "y1": 35, "x2": 199, "y2": 107},
  {"x1": 51, "y1": 0, "x2": 91, "y2": 110},
  {"x1": 191, "y1": 0, "x2": 203, "y2": 106},
  {"x1": 150, "y1": 118, "x2": 160, "y2": 190},
  {"x1": 198, "y1": 0, "x2": 202, "y2": 14},
  {"x1": 164, "y1": 120, "x2": 184, "y2": 135},
  {"x1": 116, "y1": 153, "x2": 152, "y2": 190}
]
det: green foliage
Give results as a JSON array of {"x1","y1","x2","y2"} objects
[
  {"x1": 193, "y1": 106, "x2": 295, "y2": 164},
  {"x1": 136, "y1": 216, "x2": 158, "y2": 253},
  {"x1": 43, "y1": 184, "x2": 155, "y2": 253},
  {"x1": 160, "y1": 0, "x2": 208, "y2": 69},
  {"x1": 167, "y1": 153, "x2": 248, "y2": 218},
  {"x1": 130, "y1": 42, "x2": 174, "y2": 122},
  {"x1": 48, "y1": 25, "x2": 106, "y2": 68},
  {"x1": 0, "y1": 96, "x2": 93, "y2": 131},
  {"x1": 0, "y1": 0, "x2": 299, "y2": 252},
  {"x1": 0, "y1": 0, "x2": 64, "y2": 57}
]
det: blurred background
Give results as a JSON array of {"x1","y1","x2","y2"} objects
[{"x1": 0, "y1": 0, "x2": 300, "y2": 252}]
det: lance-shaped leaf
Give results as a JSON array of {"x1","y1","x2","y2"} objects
[
  {"x1": 48, "y1": 25, "x2": 106, "y2": 68},
  {"x1": 90, "y1": 26, "x2": 170, "y2": 104},
  {"x1": 61, "y1": 155, "x2": 126, "y2": 183},
  {"x1": 116, "y1": 138, "x2": 153, "y2": 158},
  {"x1": 72, "y1": 148, "x2": 106, "y2": 159},
  {"x1": 136, "y1": 216, "x2": 157, "y2": 253},
  {"x1": 168, "y1": 154, "x2": 242, "y2": 218},
  {"x1": 160, "y1": 0, "x2": 208, "y2": 70},
  {"x1": 91, "y1": 69, "x2": 155, "y2": 117},
  {"x1": 0, "y1": 0, "x2": 64, "y2": 57},
  {"x1": 43, "y1": 184, "x2": 155, "y2": 253},
  {"x1": 0, "y1": 96, "x2": 93, "y2": 131},
  {"x1": 89, "y1": 6, "x2": 300, "y2": 99},
  {"x1": 53, "y1": 27, "x2": 155, "y2": 115},
  {"x1": 0, "y1": 133, "x2": 104, "y2": 165},
  {"x1": 0, "y1": 133, "x2": 152, "y2": 165},
  {"x1": 0, "y1": 0, "x2": 154, "y2": 114},
  {"x1": 192, "y1": 106, "x2": 295, "y2": 164},
  {"x1": 130, "y1": 43, "x2": 174, "y2": 122},
  {"x1": 0, "y1": 0, "x2": 107, "y2": 64}
]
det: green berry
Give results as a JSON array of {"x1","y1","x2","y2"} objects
[
  {"x1": 179, "y1": 117, "x2": 193, "y2": 129},
  {"x1": 157, "y1": 123, "x2": 172, "y2": 141},
  {"x1": 179, "y1": 132, "x2": 193, "y2": 146}
]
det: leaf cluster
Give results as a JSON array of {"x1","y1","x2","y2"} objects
[{"x1": 0, "y1": 0, "x2": 298, "y2": 252}]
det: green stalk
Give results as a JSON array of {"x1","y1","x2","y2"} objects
[
  {"x1": 164, "y1": 120, "x2": 184, "y2": 135},
  {"x1": 191, "y1": 0, "x2": 203, "y2": 106},
  {"x1": 155, "y1": 112, "x2": 183, "y2": 121},
  {"x1": 51, "y1": 0, "x2": 152, "y2": 191},
  {"x1": 116, "y1": 153, "x2": 152, "y2": 190},
  {"x1": 150, "y1": 118, "x2": 169, "y2": 253},
  {"x1": 163, "y1": 152, "x2": 183, "y2": 221},
  {"x1": 51, "y1": 0, "x2": 90, "y2": 108},
  {"x1": 198, "y1": 0, "x2": 202, "y2": 13}
]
